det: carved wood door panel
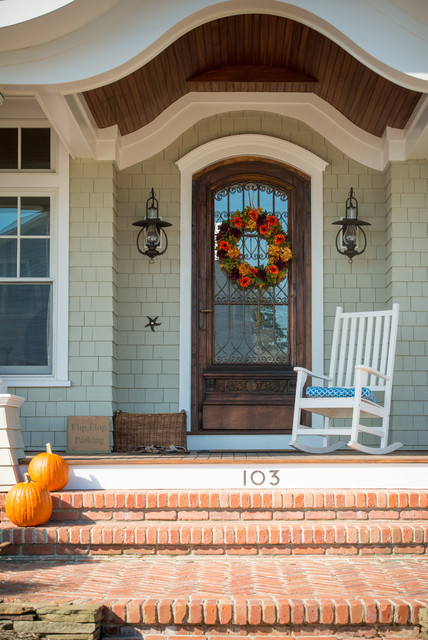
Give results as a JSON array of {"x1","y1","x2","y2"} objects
[{"x1": 191, "y1": 159, "x2": 311, "y2": 433}]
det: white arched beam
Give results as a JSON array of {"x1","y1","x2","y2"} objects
[{"x1": 65, "y1": 91, "x2": 428, "y2": 171}]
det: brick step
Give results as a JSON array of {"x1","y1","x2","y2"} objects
[
  {"x1": 0, "y1": 556, "x2": 427, "y2": 639},
  {"x1": 2, "y1": 489, "x2": 425, "y2": 523},
  {"x1": 2, "y1": 519, "x2": 427, "y2": 557},
  {"x1": 110, "y1": 636, "x2": 422, "y2": 640}
]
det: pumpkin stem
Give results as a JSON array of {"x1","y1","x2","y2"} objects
[
  {"x1": 46, "y1": 442, "x2": 53, "y2": 454},
  {"x1": 24, "y1": 472, "x2": 32, "y2": 483}
]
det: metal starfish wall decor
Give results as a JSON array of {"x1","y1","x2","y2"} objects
[{"x1": 145, "y1": 316, "x2": 161, "y2": 332}]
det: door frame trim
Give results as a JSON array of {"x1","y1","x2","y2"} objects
[{"x1": 176, "y1": 134, "x2": 328, "y2": 429}]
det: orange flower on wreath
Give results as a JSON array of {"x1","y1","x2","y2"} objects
[
  {"x1": 267, "y1": 215, "x2": 278, "y2": 226},
  {"x1": 219, "y1": 240, "x2": 231, "y2": 251},
  {"x1": 268, "y1": 264, "x2": 279, "y2": 275},
  {"x1": 239, "y1": 276, "x2": 251, "y2": 287},
  {"x1": 259, "y1": 224, "x2": 269, "y2": 235},
  {"x1": 249, "y1": 267, "x2": 258, "y2": 276},
  {"x1": 232, "y1": 216, "x2": 244, "y2": 228},
  {"x1": 274, "y1": 234, "x2": 286, "y2": 245},
  {"x1": 248, "y1": 209, "x2": 258, "y2": 221}
]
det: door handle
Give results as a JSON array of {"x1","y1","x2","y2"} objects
[{"x1": 199, "y1": 301, "x2": 213, "y2": 329}]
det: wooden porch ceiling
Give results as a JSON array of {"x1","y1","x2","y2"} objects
[{"x1": 82, "y1": 14, "x2": 422, "y2": 138}]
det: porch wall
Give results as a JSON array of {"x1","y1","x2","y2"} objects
[
  {"x1": 386, "y1": 161, "x2": 428, "y2": 448},
  {"x1": 115, "y1": 153, "x2": 181, "y2": 412},
  {"x1": 12, "y1": 113, "x2": 428, "y2": 450}
]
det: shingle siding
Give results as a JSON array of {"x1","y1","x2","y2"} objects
[{"x1": 16, "y1": 116, "x2": 428, "y2": 450}]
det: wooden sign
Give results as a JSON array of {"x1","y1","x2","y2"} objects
[{"x1": 67, "y1": 416, "x2": 110, "y2": 453}]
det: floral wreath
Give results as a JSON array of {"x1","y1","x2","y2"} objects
[{"x1": 215, "y1": 206, "x2": 294, "y2": 289}]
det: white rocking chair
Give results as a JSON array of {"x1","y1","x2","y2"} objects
[{"x1": 290, "y1": 304, "x2": 402, "y2": 455}]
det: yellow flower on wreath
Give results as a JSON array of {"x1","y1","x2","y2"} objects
[
  {"x1": 228, "y1": 246, "x2": 242, "y2": 260},
  {"x1": 238, "y1": 261, "x2": 252, "y2": 275},
  {"x1": 269, "y1": 245, "x2": 293, "y2": 261}
]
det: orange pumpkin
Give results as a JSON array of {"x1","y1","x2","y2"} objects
[
  {"x1": 28, "y1": 442, "x2": 69, "y2": 492},
  {"x1": 5, "y1": 473, "x2": 52, "y2": 527}
]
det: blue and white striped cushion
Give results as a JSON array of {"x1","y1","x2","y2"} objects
[{"x1": 306, "y1": 386, "x2": 377, "y2": 403}]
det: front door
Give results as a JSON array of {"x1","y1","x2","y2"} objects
[{"x1": 191, "y1": 159, "x2": 311, "y2": 433}]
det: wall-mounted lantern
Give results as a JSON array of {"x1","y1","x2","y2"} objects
[
  {"x1": 332, "y1": 188, "x2": 370, "y2": 263},
  {"x1": 133, "y1": 188, "x2": 172, "y2": 263}
]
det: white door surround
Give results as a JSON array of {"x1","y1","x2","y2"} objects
[{"x1": 176, "y1": 134, "x2": 328, "y2": 450}]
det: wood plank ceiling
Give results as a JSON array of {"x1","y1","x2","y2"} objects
[{"x1": 82, "y1": 14, "x2": 422, "y2": 138}]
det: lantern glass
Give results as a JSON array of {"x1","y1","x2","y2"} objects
[
  {"x1": 343, "y1": 224, "x2": 357, "y2": 248},
  {"x1": 148, "y1": 204, "x2": 157, "y2": 220},
  {"x1": 145, "y1": 223, "x2": 161, "y2": 249},
  {"x1": 348, "y1": 204, "x2": 356, "y2": 219}
]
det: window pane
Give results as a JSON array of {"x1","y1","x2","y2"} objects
[
  {"x1": 21, "y1": 197, "x2": 50, "y2": 236},
  {"x1": 0, "y1": 197, "x2": 18, "y2": 235},
  {"x1": 0, "y1": 237, "x2": 17, "y2": 276},
  {"x1": 0, "y1": 129, "x2": 18, "y2": 169},
  {"x1": 0, "y1": 284, "x2": 51, "y2": 369},
  {"x1": 21, "y1": 128, "x2": 51, "y2": 169},
  {"x1": 20, "y1": 238, "x2": 49, "y2": 277}
]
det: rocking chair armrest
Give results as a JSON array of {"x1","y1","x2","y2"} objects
[
  {"x1": 293, "y1": 367, "x2": 333, "y2": 382},
  {"x1": 355, "y1": 365, "x2": 391, "y2": 381}
]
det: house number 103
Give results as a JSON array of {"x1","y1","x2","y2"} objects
[{"x1": 243, "y1": 469, "x2": 280, "y2": 486}]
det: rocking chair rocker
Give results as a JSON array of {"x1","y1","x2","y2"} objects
[{"x1": 290, "y1": 304, "x2": 402, "y2": 455}]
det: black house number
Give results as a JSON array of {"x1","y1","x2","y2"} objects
[{"x1": 243, "y1": 469, "x2": 280, "y2": 486}]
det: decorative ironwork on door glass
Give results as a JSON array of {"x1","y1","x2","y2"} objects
[{"x1": 213, "y1": 181, "x2": 290, "y2": 364}]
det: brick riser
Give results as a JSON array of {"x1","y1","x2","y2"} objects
[
  {"x1": 101, "y1": 598, "x2": 423, "y2": 635},
  {"x1": 1, "y1": 489, "x2": 427, "y2": 558},
  {"x1": 2, "y1": 488, "x2": 427, "y2": 519},
  {"x1": 2, "y1": 520, "x2": 428, "y2": 557}
]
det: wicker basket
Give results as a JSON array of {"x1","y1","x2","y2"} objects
[{"x1": 113, "y1": 410, "x2": 187, "y2": 452}]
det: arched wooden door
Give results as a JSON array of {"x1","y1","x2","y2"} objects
[{"x1": 191, "y1": 159, "x2": 311, "y2": 433}]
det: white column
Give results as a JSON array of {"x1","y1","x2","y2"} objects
[{"x1": 0, "y1": 385, "x2": 26, "y2": 491}]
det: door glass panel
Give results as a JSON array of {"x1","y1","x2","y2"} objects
[{"x1": 213, "y1": 182, "x2": 290, "y2": 364}]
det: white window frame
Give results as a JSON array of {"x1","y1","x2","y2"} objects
[{"x1": 0, "y1": 126, "x2": 69, "y2": 387}]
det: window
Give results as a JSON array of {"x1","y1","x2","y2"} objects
[
  {"x1": 0, "y1": 124, "x2": 69, "y2": 386},
  {"x1": 0, "y1": 196, "x2": 52, "y2": 374},
  {"x1": 0, "y1": 127, "x2": 51, "y2": 170}
]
